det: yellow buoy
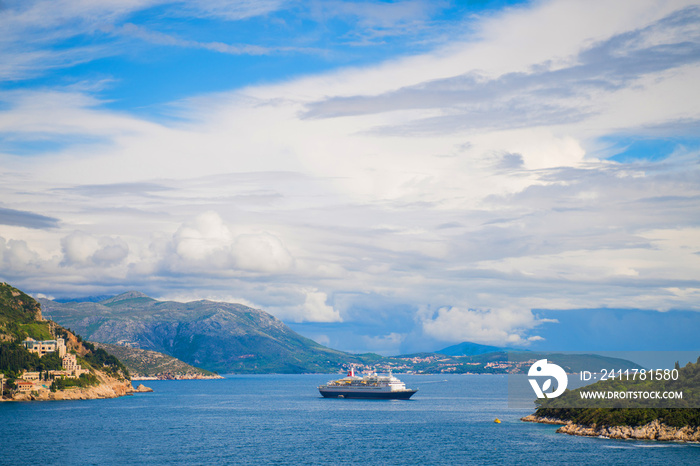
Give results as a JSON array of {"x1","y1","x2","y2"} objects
[{"x1": 494, "y1": 418, "x2": 501, "y2": 424}]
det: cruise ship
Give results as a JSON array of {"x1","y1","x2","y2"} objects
[{"x1": 318, "y1": 367, "x2": 417, "y2": 399}]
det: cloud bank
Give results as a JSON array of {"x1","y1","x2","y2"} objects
[{"x1": 1, "y1": 0, "x2": 699, "y2": 352}]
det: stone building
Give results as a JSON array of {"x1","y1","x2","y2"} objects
[
  {"x1": 62, "y1": 353, "x2": 88, "y2": 377},
  {"x1": 16, "y1": 380, "x2": 34, "y2": 393}
]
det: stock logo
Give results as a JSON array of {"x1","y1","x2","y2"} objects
[{"x1": 528, "y1": 359, "x2": 568, "y2": 398}]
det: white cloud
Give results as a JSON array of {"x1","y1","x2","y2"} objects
[
  {"x1": 167, "y1": 211, "x2": 294, "y2": 273},
  {"x1": 172, "y1": 211, "x2": 233, "y2": 263},
  {"x1": 0, "y1": 237, "x2": 43, "y2": 271},
  {"x1": 269, "y1": 288, "x2": 343, "y2": 323},
  {"x1": 298, "y1": 289, "x2": 342, "y2": 323},
  {"x1": 232, "y1": 233, "x2": 295, "y2": 273},
  {"x1": 420, "y1": 306, "x2": 543, "y2": 346},
  {"x1": 61, "y1": 231, "x2": 129, "y2": 267},
  {"x1": 1, "y1": 0, "x2": 699, "y2": 349}
]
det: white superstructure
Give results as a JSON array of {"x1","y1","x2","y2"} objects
[{"x1": 318, "y1": 367, "x2": 417, "y2": 399}]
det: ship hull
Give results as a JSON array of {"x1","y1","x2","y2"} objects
[{"x1": 319, "y1": 389, "x2": 417, "y2": 399}]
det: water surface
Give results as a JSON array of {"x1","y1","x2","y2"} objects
[{"x1": 1, "y1": 374, "x2": 697, "y2": 465}]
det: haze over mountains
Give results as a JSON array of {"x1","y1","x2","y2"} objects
[{"x1": 39, "y1": 291, "x2": 378, "y2": 374}]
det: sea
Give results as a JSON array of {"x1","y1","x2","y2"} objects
[{"x1": 1, "y1": 374, "x2": 697, "y2": 465}]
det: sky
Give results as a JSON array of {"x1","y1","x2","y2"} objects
[{"x1": 1, "y1": 0, "x2": 700, "y2": 355}]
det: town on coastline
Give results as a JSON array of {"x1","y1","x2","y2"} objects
[
  {"x1": 2, "y1": 336, "x2": 91, "y2": 398},
  {"x1": 0, "y1": 283, "x2": 134, "y2": 402},
  {"x1": 342, "y1": 356, "x2": 529, "y2": 375}
]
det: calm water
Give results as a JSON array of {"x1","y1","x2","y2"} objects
[{"x1": 1, "y1": 374, "x2": 698, "y2": 465}]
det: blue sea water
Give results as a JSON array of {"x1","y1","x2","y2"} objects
[{"x1": 1, "y1": 374, "x2": 698, "y2": 465}]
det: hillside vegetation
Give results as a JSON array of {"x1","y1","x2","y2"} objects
[
  {"x1": 93, "y1": 342, "x2": 220, "y2": 379},
  {"x1": 533, "y1": 357, "x2": 700, "y2": 427},
  {"x1": 0, "y1": 282, "x2": 130, "y2": 397}
]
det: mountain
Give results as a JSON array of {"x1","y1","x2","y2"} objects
[
  {"x1": 40, "y1": 292, "x2": 378, "y2": 374},
  {"x1": 436, "y1": 341, "x2": 507, "y2": 356}
]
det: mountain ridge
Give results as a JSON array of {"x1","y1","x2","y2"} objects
[
  {"x1": 39, "y1": 293, "x2": 377, "y2": 374},
  {"x1": 436, "y1": 341, "x2": 509, "y2": 356},
  {"x1": 100, "y1": 291, "x2": 155, "y2": 305}
]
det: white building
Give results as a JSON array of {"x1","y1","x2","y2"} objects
[
  {"x1": 22, "y1": 338, "x2": 66, "y2": 358},
  {"x1": 22, "y1": 371, "x2": 40, "y2": 381}
]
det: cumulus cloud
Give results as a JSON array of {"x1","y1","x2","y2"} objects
[
  {"x1": 420, "y1": 306, "x2": 545, "y2": 346},
  {"x1": 269, "y1": 288, "x2": 343, "y2": 323},
  {"x1": 1, "y1": 0, "x2": 699, "y2": 350},
  {"x1": 168, "y1": 211, "x2": 294, "y2": 273},
  {"x1": 298, "y1": 289, "x2": 342, "y2": 323},
  {"x1": 232, "y1": 234, "x2": 295, "y2": 273},
  {"x1": 0, "y1": 236, "x2": 43, "y2": 271},
  {"x1": 172, "y1": 211, "x2": 234, "y2": 263},
  {"x1": 60, "y1": 231, "x2": 129, "y2": 267}
]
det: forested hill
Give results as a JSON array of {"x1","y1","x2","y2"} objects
[
  {"x1": 0, "y1": 282, "x2": 130, "y2": 397},
  {"x1": 533, "y1": 357, "x2": 700, "y2": 428}
]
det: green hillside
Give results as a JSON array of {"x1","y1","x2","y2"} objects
[
  {"x1": 0, "y1": 282, "x2": 48, "y2": 341},
  {"x1": 0, "y1": 283, "x2": 130, "y2": 396},
  {"x1": 93, "y1": 342, "x2": 220, "y2": 379},
  {"x1": 533, "y1": 357, "x2": 700, "y2": 427}
]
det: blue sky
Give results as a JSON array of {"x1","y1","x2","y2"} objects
[{"x1": 1, "y1": 0, "x2": 700, "y2": 355}]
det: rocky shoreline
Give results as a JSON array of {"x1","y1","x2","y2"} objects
[
  {"x1": 522, "y1": 415, "x2": 700, "y2": 442},
  {"x1": 131, "y1": 374, "x2": 223, "y2": 381},
  {"x1": 2, "y1": 372, "x2": 134, "y2": 402}
]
